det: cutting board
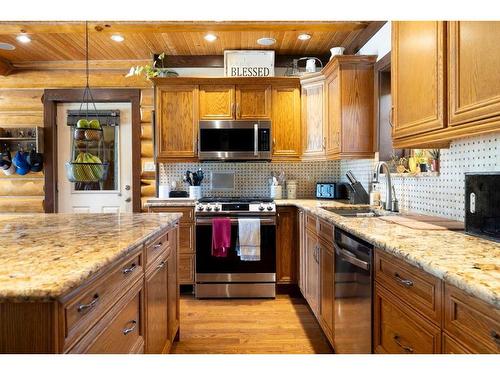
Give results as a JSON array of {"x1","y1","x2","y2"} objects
[{"x1": 378, "y1": 214, "x2": 464, "y2": 231}]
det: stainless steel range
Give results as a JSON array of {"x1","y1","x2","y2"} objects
[{"x1": 195, "y1": 197, "x2": 276, "y2": 298}]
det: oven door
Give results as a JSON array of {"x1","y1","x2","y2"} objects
[{"x1": 198, "y1": 120, "x2": 271, "y2": 161}]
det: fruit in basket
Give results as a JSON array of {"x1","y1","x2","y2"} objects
[
  {"x1": 76, "y1": 119, "x2": 89, "y2": 128},
  {"x1": 84, "y1": 129, "x2": 101, "y2": 141},
  {"x1": 89, "y1": 119, "x2": 101, "y2": 129},
  {"x1": 74, "y1": 128, "x2": 86, "y2": 141},
  {"x1": 71, "y1": 152, "x2": 104, "y2": 181}
]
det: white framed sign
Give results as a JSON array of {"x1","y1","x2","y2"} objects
[{"x1": 224, "y1": 50, "x2": 275, "y2": 77}]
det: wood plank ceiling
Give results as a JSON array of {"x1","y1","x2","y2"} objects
[{"x1": 0, "y1": 21, "x2": 385, "y2": 66}]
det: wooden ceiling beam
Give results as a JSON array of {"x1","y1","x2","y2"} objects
[
  {"x1": 0, "y1": 57, "x2": 13, "y2": 76},
  {"x1": 344, "y1": 21, "x2": 387, "y2": 55},
  {"x1": 0, "y1": 21, "x2": 369, "y2": 35}
]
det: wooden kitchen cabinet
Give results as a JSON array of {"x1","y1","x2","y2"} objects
[
  {"x1": 235, "y1": 84, "x2": 271, "y2": 119},
  {"x1": 392, "y1": 21, "x2": 446, "y2": 140},
  {"x1": 297, "y1": 209, "x2": 307, "y2": 295},
  {"x1": 323, "y1": 55, "x2": 376, "y2": 159},
  {"x1": 276, "y1": 206, "x2": 298, "y2": 284},
  {"x1": 199, "y1": 85, "x2": 235, "y2": 120},
  {"x1": 272, "y1": 85, "x2": 302, "y2": 160},
  {"x1": 305, "y1": 228, "x2": 320, "y2": 317},
  {"x1": 319, "y1": 240, "x2": 334, "y2": 344},
  {"x1": 448, "y1": 21, "x2": 500, "y2": 128},
  {"x1": 155, "y1": 85, "x2": 199, "y2": 161},
  {"x1": 301, "y1": 73, "x2": 326, "y2": 160}
]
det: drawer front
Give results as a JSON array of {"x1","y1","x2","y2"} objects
[
  {"x1": 305, "y1": 213, "x2": 317, "y2": 233},
  {"x1": 442, "y1": 333, "x2": 473, "y2": 354},
  {"x1": 178, "y1": 253, "x2": 195, "y2": 284},
  {"x1": 63, "y1": 251, "x2": 143, "y2": 349},
  {"x1": 374, "y1": 283, "x2": 441, "y2": 354},
  {"x1": 179, "y1": 223, "x2": 195, "y2": 254},
  {"x1": 374, "y1": 250, "x2": 442, "y2": 324},
  {"x1": 145, "y1": 230, "x2": 172, "y2": 267},
  {"x1": 74, "y1": 284, "x2": 144, "y2": 354},
  {"x1": 444, "y1": 284, "x2": 500, "y2": 353},
  {"x1": 317, "y1": 218, "x2": 333, "y2": 244},
  {"x1": 149, "y1": 206, "x2": 194, "y2": 224}
]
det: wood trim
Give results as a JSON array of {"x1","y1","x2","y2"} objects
[
  {"x1": 42, "y1": 88, "x2": 142, "y2": 213},
  {"x1": 152, "y1": 76, "x2": 300, "y2": 86},
  {"x1": 344, "y1": 21, "x2": 387, "y2": 54},
  {"x1": 373, "y1": 52, "x2": 391, "y2": 153},
  {"x1": 0, "y1": 57, "x2": 13, "y2": 76}
]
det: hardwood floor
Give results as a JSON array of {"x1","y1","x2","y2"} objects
[{"x1": 171, "y1": 293, "x2": 333, "y2": 354}]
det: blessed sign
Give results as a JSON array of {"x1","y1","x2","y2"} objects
[{"x1": 224, "y1": 50, "x2": 275, "y2": 77}]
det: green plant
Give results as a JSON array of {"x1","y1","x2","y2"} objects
[
  {"x1": 413, "y1": 150, "x2": 427, "y2": 164},
  {"x1": 126, "y1": 53, "x2": 178, "y2": 79},
  {"x1": 428, "y1": 149, "x2": 441, "y2": 160}
]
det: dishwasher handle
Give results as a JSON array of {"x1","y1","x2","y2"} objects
[{"x1": 333, "y1": 242, "x2": 370, "y2": 271}]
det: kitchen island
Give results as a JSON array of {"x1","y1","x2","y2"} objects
[{"x1": 0, "y1": 213, "x2": 181, "y2": 354}]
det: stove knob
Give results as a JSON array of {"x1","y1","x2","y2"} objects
[
  {"x1": 214, "y1": 206, "x2": 220, "y2": 212},
  {"x1": 267, "y1": 205, "x2": 273, "y2": 211},
  {"x1": 206, "y1": 206, "x2": 212, "y2": 211},
  {"x1": 197, "y1": 205, "x2": 204, "y2": 211},
  {"x1": 258, "y1": 204, "x2": 265, "y2": 211}
]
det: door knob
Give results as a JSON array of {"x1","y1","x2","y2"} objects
[
  {"x1": 125, "y1": 197, "x2": 131, "y2": 203},
  {"x1": 124, "y1": 185, "x2": 131, "y2": 191}
]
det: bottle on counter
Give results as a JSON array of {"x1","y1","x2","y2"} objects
[{"x1": 370, "y1": 183, "x2": 381, "y2": 207}]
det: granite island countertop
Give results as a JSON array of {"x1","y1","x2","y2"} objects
[{"x1": 0, "y1": 213, "x2": 181, "y2": 301}]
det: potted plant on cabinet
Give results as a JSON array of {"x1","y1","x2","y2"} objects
[
  {"x1": 429, "y1": 149, "x2": 441, "y2": 173},
  {"x1": 126, "y1": 53, "x2": 178, "y2": 79}
]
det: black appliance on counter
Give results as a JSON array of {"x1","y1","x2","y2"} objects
[
  {"x1": 334, "y1": 227, "x2": 373, "y2": 354},
  {"x1": 316, "y1": 182, "x2": 349, "y2": 199},
  {"x1": 465, "y1": 172, "x2": 500, "y2": 242},
  {"x1": 195, "y1": 197, "x2": 277, "y2": 298},
  {"x1": 198, "y1": 120, "x2": 271, "y2": 161}
]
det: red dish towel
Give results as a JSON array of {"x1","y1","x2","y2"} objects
[{"x1": 212, "y1": 217, "x2": 231, "y2": 257}]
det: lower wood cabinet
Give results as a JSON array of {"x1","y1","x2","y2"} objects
[
  {"x1": 276, "y1": 206, "x2": 298, "y2": 284},
  {"x1": 319, "y1": 240, "x2": 334, "y2": 344},
  {"x1": 442, "y1": 333, "x2": 473, "y2": 354},
  {"x1": 374, "y1": 283, "x2": 442, "y2": 354},
  {"x1": 304, "y1": 228, "x2": 320, "y2": 318}
]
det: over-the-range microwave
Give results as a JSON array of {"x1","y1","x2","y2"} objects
[{"x1": 198, "y1": 120, "x2": 271, "y2": 161}]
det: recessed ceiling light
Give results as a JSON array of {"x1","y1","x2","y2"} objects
[
  {"x1": 110, "y1": 34, "x2": 125, "y2": 42},
  {"x1": 298, "y1": 33, "x2": 311, "y2": 41},
  {"x1": 204, "y1": 34, "x2": 217, "y2": 42},
  {"x1": 16, "y1": 34, "x2": 31, "y2": 44},
  {"x1": 0, "y1": 42, "x2": 15, "y2": 51},
  {"x1": 257, "y1": 37, "x2": 276, "y2": 46}
]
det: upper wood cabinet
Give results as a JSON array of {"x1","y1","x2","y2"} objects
[
  {"x1": 392, "y1": 21, "x2": 446, "y2": 139},
  {"x1": 272, "y1": 85, "x2": 302, "y2": 160},
  {"x1": 323, "y1": 55, "x2": 376, "y2": 160},
  {"x1": 199, "y1": 84, "x2": 271, "y2": 120},
  {"x1": 155, "y1": 85, "x2": 199, "y2": 162},
  {"x1": 199, "y1": 85, "x2": 234, "y2": 120},
  {"x1": 301, "y1": 74, "x2": 326, "y2": 160},
  {"x1": 448, "y1": 21, "x2": 500, "y2": 128},
  {"x1": 392, "y1": 21, "x2": 500, "y2": 148},
  {"x1": 235, "y1": 85, "x2": 271, "y2": 119}
]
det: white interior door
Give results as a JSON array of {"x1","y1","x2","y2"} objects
[{"x1": 57, "y1": 102, "x2": 132, "y2": 213}]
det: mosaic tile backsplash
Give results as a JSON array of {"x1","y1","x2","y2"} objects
[{"x1": 159, "y1": 132, "x2": 500, "y2": 222}]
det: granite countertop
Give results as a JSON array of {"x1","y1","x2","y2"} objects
[
  {"x1": 276, "y1": 199, "x2": 500, "y2": 308},
  {"x1": 0, "y1": 213, "x2": 181, "y2": 302}
]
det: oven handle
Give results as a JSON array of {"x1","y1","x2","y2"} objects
[
  {"x1": 195, "y1": 217, "x2": 276, "y2": 226},
  {"x1": 254, "y1": 123, "x2": 259, "y2": 156},
  {"x1": 333, "y1": 242, "x2": 370, "y2": 271}
]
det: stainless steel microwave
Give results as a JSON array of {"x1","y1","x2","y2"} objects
[{"x1": 198, "y1": 120, "x2": 271, "y2": 161}]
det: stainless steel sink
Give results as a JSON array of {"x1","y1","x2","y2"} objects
[{"x1": 321, "y1": 207, "x2": 384, "y2": 217}]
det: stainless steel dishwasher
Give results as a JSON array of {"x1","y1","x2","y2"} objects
[{"x1": 334, "y1": 227, "x2": 373, "y2": 353}]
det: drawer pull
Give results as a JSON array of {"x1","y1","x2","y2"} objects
[
  {"x1": 393, "y1": 334, "x2": 414, "y2": 353},
  {"x1": 153, "y1": 242, "x2": 163, "y2": 249},
  {"x1": 122, "y1": 320, "x2": 137, "y2": 335},
  {"x1": 491, "y1": 331, "x2": 500, "y2": 345},
  {"x1": 77, "y1": 294, "x2": 99, "y2": 313},
  {"x1": 157, "y1": 260, "x2": 167, "y2": 269},
  {"x1": 122, "y1": 263, "x2": 137, "y2": 275},
  {"x1": 394, "y1": 273, "x2": 414, "y2": 287}
]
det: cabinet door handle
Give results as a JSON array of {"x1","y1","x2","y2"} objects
[
  {"x1": 122, "y1": 263, "x2": 137, "y2": 275},
  {"x1": 232, "y1": 102, "x2": 236, "y2": 118},
  {"x1": 322, "y1": 137, "x2": 326, "y2": 150},
  {"x1": 237, "y1": 103, "x2": 241, "y2": 118},
  {"x1": 157, "y1": 260, "x2": 167, "y2": 269},
  {"x1": 491, "y1": 330, "x2": 500, "y2": 345},
  {"x1": 393, "y1": 334, "x2": 414, "y2": 353},
  {"x1": 77, "y1": 294, "x2": 99, "y2": 313},
  {"x1": 394, "y1": 273, "x2": 414, "y2": 287},
  {"x1": 122, "y1": 320, "x2": 137, "y2": 335},
  {"x1": 389, "y1": 107, "x2": 394, "y2": 128}
]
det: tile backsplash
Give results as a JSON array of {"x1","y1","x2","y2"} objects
[
  {"x1": 159, "y1": 161, "x2": 339, "y2": 198},
  {"x1": 159, "y1": 132, "x2": 500, "y2": 222}
]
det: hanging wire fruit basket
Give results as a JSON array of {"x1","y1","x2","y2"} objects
[{"x1": 65, "y1": 21, "x2": 109, "y2": 183}]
